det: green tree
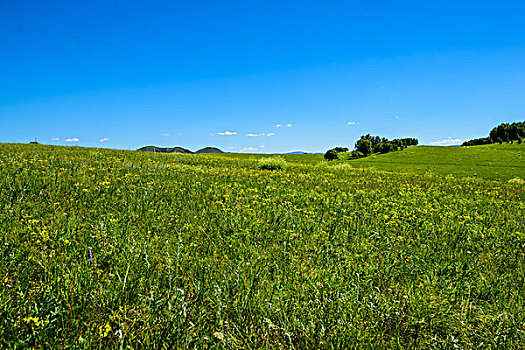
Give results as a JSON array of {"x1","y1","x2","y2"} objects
[
  {"x1": 355, "y1": 139, "x2": 373, "y2": 156},
  {"x1": 324, "y1": 149, "x2": 339, "y2": 161},
  {"x1": 464, "y1": 120, "x2": 524, "y2": 146},
  {"x1": 378, "y1": 141, "x2": 395, "y2": 154},
  {"x1": 350, "y1": 150, "x2": 364, "y2": 159}
]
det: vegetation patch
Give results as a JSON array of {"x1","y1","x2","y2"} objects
[
  {"x1": 463, "y1": 120, "x2": 525, "y2": 146},
  {"x1": 325, "y1": 135, "x2": 419, "y2": 161},
  {"x1": 257, "y1": 156, "x2": 287, "y2": 170},
  {"x1": 508, "y1": 178, "x2": 525, "y2": 184}
]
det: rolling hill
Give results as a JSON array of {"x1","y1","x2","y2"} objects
[
  {"x1": 195, "y1": 147, "x2": 224, "y2": 153},
  {"x1": 344, "y1": 143, "x2": 525, "y2": 180}
]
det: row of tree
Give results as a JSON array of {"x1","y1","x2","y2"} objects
[
  {"x1": 352, "y1": 135, "x2": 418, "y2": 159},
  {"x1": 462, "y1": 121, "x2": 525, "y2": 146},
  {"x1": 324, "y1": 135, "x2": 418, "y2": 160}
]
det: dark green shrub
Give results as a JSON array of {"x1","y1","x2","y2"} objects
[
  {"x1": 350, "y1": 151, "x2": 364, "y2": 159},
  {"x1": 324, "y1": 149, "x2": 339, "y2": 161}
]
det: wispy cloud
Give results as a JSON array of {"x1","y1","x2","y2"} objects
[
  {"x1": 160, "y1": 133, "x2": 170, "y2": 137},
  {"x1": 276, "y1": 124, "x2": 282, "y2": 128},
  {"x1": 347, "y1": 121, "x2": 360, "y2": 125},
  {"x1": 99, "y1": 137, "x2": 110, "y2": 142},
  {"x1": 50, "y1": 137, "x2": 60, "y2": 141},
  {"x1": 286, "y1": 123, "x2": 293, "y2": 127},
  {"x1": 65, "y1": 138, "x2": 79, "y2": 142},
  {"x1": 432, "y1": 138, "x2": 462, "y2": 144},
  {"x1": 246, "y1": 132, "x2": 276, "y2": 137},
  {"x1": 240, "y1": 147, "x2": 259, "y2": 152},
  {"x1": 276, "y1": 123, "x2": 293, "y2": 127},
  {"x1": 217, "y1": 131, "x2": 237, "y2": 136}
]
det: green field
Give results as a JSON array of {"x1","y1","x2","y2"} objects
[
  {"x1": 208, "y1": 152, "x2": 325, "y2": 164},
  {"x1": 1, "y1": 143, "x2": 524, "y2": 348},
  {"x1": 214, "y1": 143, "x2": 525, "y2": 181},
  {"x1": 344, "y1": 143, "x2": 525, "y2": 181}
]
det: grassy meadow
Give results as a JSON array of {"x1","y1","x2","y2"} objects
[
  {"x1": 344, "y1": 143, "x2": 525, "y2": 181},
  {"x1": 208, "y1": 152, "x2": 325, "y2": 164},
  {"x1": 1, "y1": 143, "x2": 524, "y2": 348}
]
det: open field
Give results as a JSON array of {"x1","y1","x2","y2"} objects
[
  {"x1": 207, "y1": 152, "x2": 324, "y2": 164},
  {"x1": 344, "y1": 143, "x2": 525, "y2": 181},
  {"x1": 1, "y1": 143, "x2": 524, "y2": 348},
  {"x1": 214, "y1": 143, "x2": 525, "y2": 181}
]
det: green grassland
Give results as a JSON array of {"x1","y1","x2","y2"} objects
[
  {"x1": 213, "y1": 143, "x2": 525, "y2": 181},
  {"x1": 344, "y1": 143, "x2": 525, "y2": 181},
  {"x1": 1, "y1": 143, "x2": 524, "y2": 348},
  {"x1": 208, "y1": 152, "x2": 324, "y2": 164}
]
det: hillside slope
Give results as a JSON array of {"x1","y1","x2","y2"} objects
[
  {"x1": 195, "y1": 147, "x2": 224, "y2": 153},
  {"x1": 346, "y1": 143, "x2": 525, "y2": 180}
]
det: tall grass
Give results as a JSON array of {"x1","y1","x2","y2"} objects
[{"x1": 0, "y1": 144, "x2": 524, "y2": 348}]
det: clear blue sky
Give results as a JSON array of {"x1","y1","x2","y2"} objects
[{"x1": 1, "y1": 0, "x2": 524, "y2": 153}]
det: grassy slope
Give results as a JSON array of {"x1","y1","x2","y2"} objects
[
  {"x1": 343, "y1": 143, "x2": 525, "y2": 181},
  {"x1": 209, "y1": 144, "x2": 525, "y2": 181}
]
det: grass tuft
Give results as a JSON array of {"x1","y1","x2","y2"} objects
[{"x1": 257, "y1": 156, "x2": 287, "y2": 170}]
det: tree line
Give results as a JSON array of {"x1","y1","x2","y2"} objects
[
  {"x1": 462, "y1": 121, "x2": 525, "y2": 146},
  {"x1": 324, "y1": 135, "x2": 418, "y2": 160}
]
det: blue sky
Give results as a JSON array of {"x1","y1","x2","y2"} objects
[{"x1": 1, "y1": 0, "x2": 524, "y2": 153}]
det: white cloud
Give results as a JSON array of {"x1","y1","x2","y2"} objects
[
  {"x1": 225, "y1": 146, "x2": 236, "y2": 150},
  {"x1": 431, "y1": 138, "x2": 462, "y2": 144},
  {"x1": 160, "y1": 133, "x2": 170, "y2": 137},
  {"x1": 276, "y1": 124, "x2": 282, "y2": 128},
  {"x1": 247, "y1": 132, "x2": 276, "y2": 137},
  {"x1": 65, "y1": 138, "x2": 79, "y2": 142},
  {"x1": 259, "y1": 145, "x2": 265, "y2": 148},
  {"x1": 99, "y1": 137, "x2": 110, "y2": 142},
  {"x1": 286, "y1": 123, "x2": 293, "y2": 127},
  {"x1": 347, "y1": 122, "x2": 360, "y2": 125},
  {"x1": 217, "y1": 131, "x2": 237, "y2": 136},
  {"x1": 50, "y1": 137, "x2": 60, "y2": 141},
  {"x1": 240, "y1": 147, "x2": 258, "y2": 152}
]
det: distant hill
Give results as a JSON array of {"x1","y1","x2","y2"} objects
[
  {"x1": 137, "y1": 146, "x2": 224, "y2": 154},
  {"x1": 196, "y1": 147, "x2": 224, "y2": 154},
  {"x1": 286, "y1": 151, "x2": 307, "y2": 154},
  {"x1": 137, "y1": 146, "x2": 192, "y2": 153}
]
